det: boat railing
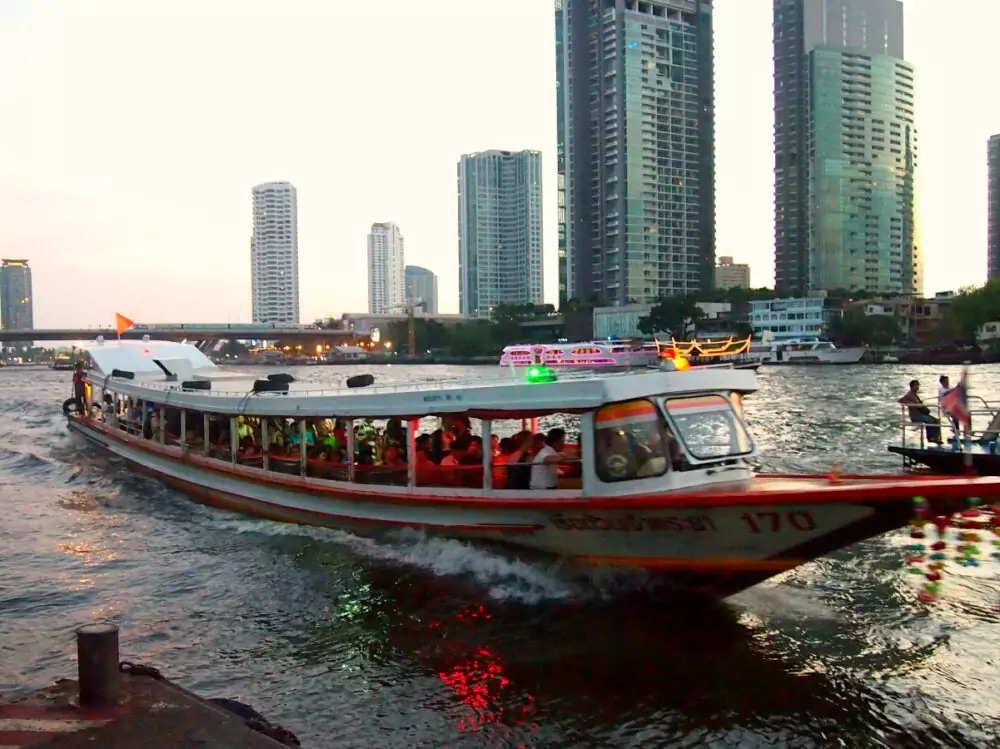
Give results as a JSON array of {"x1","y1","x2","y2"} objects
[
  {"x1": 896, "y1": 395, "x2": 1000, "y2": 451},
  {"x1": 106, "y1": 367, "x2": 665, "y2": 399}
]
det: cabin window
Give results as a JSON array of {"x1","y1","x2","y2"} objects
[
  {"x1": 662, "y1": 394, "x2": 753, "y2": 461},
  {"x1": 593, "y1": 399, "x2": 670, "y2": 483}
]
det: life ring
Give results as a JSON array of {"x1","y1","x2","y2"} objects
[{"x1": 62, "y1": 398, "x2": 77, "y2": 415}]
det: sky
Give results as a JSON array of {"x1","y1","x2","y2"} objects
[{"x1": 1, "y1": 0, "x2": 997, "y2": 328}]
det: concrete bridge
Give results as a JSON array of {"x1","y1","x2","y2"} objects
[{"x1": 0, "y1": 325, "x2": 364, "y2": 344}]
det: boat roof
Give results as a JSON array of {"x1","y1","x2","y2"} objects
[{"x1": 86, "y1": 340, "x2": 758, "y2": 419}]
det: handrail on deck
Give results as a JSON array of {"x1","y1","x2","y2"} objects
[{"x1": 100, "y1": 366, "x2": 675, "y2": 399}]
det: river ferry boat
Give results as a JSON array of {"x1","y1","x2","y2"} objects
[
  {"x1": 64, "y1": 338, "x2": 1000, "y2": 597},
  {"x1": 499, "y1": 341, "x2": 659, "y2": 370}
]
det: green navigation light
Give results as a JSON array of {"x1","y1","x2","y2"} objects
[{"x1": 526, "y1": 365, "x2": 558, "y2": 384}]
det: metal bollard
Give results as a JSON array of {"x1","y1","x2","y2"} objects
[{"x1": 76, "y1": 622, "x2": 120, "y2": 707}]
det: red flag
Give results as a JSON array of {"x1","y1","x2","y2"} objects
[
  {"x1": 940, "y1": 369, "x2": 971, "y2": 431},
  {"x1": 115, "y1": 313, "x2": 135, "y2": 336}
]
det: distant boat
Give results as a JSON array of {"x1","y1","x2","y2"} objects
[
  {"x1": 51, "y1": 356, "x2": 74, "y2": 371},
  {"x1": 500, "y1": 340, "x2": 660, "y2": 370},
  {"x1": 747, "y1": 333, "x2": 867, "y2": 365}
]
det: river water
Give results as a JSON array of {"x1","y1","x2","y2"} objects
[{"x1": 1, "y1": 364, "x2": 999, "y2": 748}]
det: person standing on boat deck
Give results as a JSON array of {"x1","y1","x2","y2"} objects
[
  {"x1": 72, "y1": 362, "x2": 88, "y2": 417},
  {"x1": 530, "y1": 428, "x2": 571, "y2": 490},
  {"x1": 899, "y1": 380, "x2": 941, "y2": 444}
]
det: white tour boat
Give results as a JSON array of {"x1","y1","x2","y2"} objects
[
  {"x1": 63, "y1": 338, "x2": 1000, "y2": 597},
  {"x1": 747, "y1": 334, "x2": 867, "y2": 365},
  {"x1": 499, "y1": 340, "x2": 660, "y2": 370}
]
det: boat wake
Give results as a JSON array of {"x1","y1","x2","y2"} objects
[{"x1": 202, "y1": 514, "x2": 661, "y2": 605}]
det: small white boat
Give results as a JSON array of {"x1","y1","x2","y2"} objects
[
  {"x1": 499, "y1": 340, "x2": 660, "y2": 370},
  {"x1": 64, "y1": 338, "x2": 1000, "y2": 598},
  {"x1": 747, "y1": 333, "x2": 867, "y2": 365}
]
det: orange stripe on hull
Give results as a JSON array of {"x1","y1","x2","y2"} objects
[{"x1": 573, "y1": 555, "x2": 801, "y2": 573}]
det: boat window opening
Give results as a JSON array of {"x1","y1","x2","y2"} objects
[
  {"x1": 475, "y1": 417, "x2": 582, "y2": 491},
  {"x1": 662, "y1": 394, "x2": 753, "y2": 462},
  {"x1": 594, "y1": 399, "x2": 672, "y2": 483}
]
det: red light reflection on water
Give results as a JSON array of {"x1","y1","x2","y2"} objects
[{"x1": 433, "y1": 604, "x2": 538, "y2": 737}]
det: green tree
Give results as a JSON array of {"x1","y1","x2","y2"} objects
[
  {"x1": 637, "y1": 296, "x2": 705, "y2": 337},
  {"x1": 827, "y1": 312, "x2": 903, "y2": 347},
  {"x1": 939, "y1": 281, "x2": 1000, "y2": 345}
]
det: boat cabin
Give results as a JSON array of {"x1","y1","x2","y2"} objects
[{"x1": 75, "y1": 340, "x2": 758, "y2": 498}]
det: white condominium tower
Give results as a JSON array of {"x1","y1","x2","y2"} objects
[
  {"x1": 458, "y1": 149, "x2": 543, "y2": 318},
  {"x1": 251, "y1": 181, "x2": 299, "y2": 324},
  {"x1": 367, "y1": 222, "x2": 406, "y2": 314}
]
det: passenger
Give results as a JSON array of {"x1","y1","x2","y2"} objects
[
  {"x1": 490, "y1": 434, "x2": 500, "y2": 457},
  {"x1": 414, "y1": 435, "x2": 440, "y2": 486},
  {"x1": 938, "y1": 375, "x2": 959, "y2": 434},
  {"x1": 429, "y1": 428, "x2": 446, "y2": 464},
  {"x1": 493, "y1": 437, "x2": 516, "y2": 488},
  {"x1": 72, "y1": 362, "x2": 88, "y2": 417},
  {"x1": 899, "y1": 379, "x2": 942, "y2": 444},
  {"x1": 504, "y1": 431, "x2": 534, "y2": 490},
  {"x1": 467, "y1": 436, "x2": 483, "y2": 461},
  {"x1": 383, "y1": 444, "x2": 406, "y2": 468},
  {"x1": 440, "y1": 435, "x2": 471, "y2": 485},
  {"x1": 598, "y1": 429, "x2": 640, "y2": 480},
  {"x1": 288, "y1": 422, "x2": 316, "y2": 449},
  {"x1": 440, "y1": 435, "x2": 470, "y2": 467},
  {"x1": 530, "y1": 428, "x2": 571, "y2": 489}
]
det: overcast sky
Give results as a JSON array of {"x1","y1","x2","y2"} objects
[{"x1": 1, "y1": 0, "x2": 996, "y2": 327}]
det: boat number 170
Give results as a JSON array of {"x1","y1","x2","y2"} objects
[{"x1": 740, "y1": 511, "x2": 816, "y2": 533}]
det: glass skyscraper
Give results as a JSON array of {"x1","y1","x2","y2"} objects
[
  {"x1": 556, "y1": 0, "x2": 715, "y2": 307},
  {"x1": 774, "y1": 0, "x2": 920, "y2": 296},
  {"x1": 0, "y1": 259, "x2": 33, "y2": 331},
  {"x1": 457, "y1": 150, "x2": 544, "y2": 318},
  {"x1": 989, "y1": 135, "x2": 1000, "y2": 281}
]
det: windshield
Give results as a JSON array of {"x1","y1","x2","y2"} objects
[{"x1": 662, "y1": 394, "x2": 753, "y2": 461}]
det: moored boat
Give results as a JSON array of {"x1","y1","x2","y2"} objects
[
  {"x1": 499, "y1": 340, "x2": 659, "y2": 370},
  {"x1": 51, "y1": 355, "x2": 75, "y2": 371},
  {"x1": 747, "y1": 334, "x2": 867, "y2": 365},
  {"x1": 66, "y1": 339, "x2": 1000, "y2": 597}
]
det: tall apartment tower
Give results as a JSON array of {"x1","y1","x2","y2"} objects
[
  {"x1": 367, "y1": 222, "x2": 406, "y2": 314},
  {"x1": 0, "y1": 259, "x2": 33, "y2": 330},
  {"x1": 405, "y1": 265, "x2": 438, "y2": 314},
  {"x1": 556, "y1": 0, "x2": 716, "y2": 307},
  {"x1": 458, "y1": 150, "x2": 544, "y2": 318},
  {"x1": 774, "y1": 0, "x2": 919, "y2": 296},
  {"x1": 989, "y1": 135, "x2": 1000, "y2": 281},
  {"x1": 250, "y1": 182, "x2": 299, "y2": 324}
]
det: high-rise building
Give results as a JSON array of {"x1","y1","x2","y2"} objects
[
  {"x1": 458, "y1": 150, "x2": 543, "y2": 318},
  {"x1": 0, "y1": 259, "x2": 33, "y2": 330},
  {"x1": 774, "y1": 0, "x2": 919, "y2": 296},
  {"x1": 405, "y1": 265, "x2": 438, "y2": 314},
  {"x1": 368, "y1": 222, "x2": 406, "y2": 314},
  {"x1": 989, "y1": 135, "x2": 1000, "y2": 281},
  {"x1": 556, "y1": 0, "x2": 716, "y2": 307},
  {"x1": 251, "y1": 182, "x2": 299, "y2": 324},
  {"x1": 714, "y1": 256, "x2": 750, "y2": 290}
]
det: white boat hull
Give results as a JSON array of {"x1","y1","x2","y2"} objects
[
  {"x1": 750, "y1": 347, "x2": 868, "y2": 365},
  {"x1": 66, "y1": 416, "x2": 996, "y2": 596}
]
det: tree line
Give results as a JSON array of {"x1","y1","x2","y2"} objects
[{"x1": 380, "y1": 283, "x2": 1000, "y2": 357}]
